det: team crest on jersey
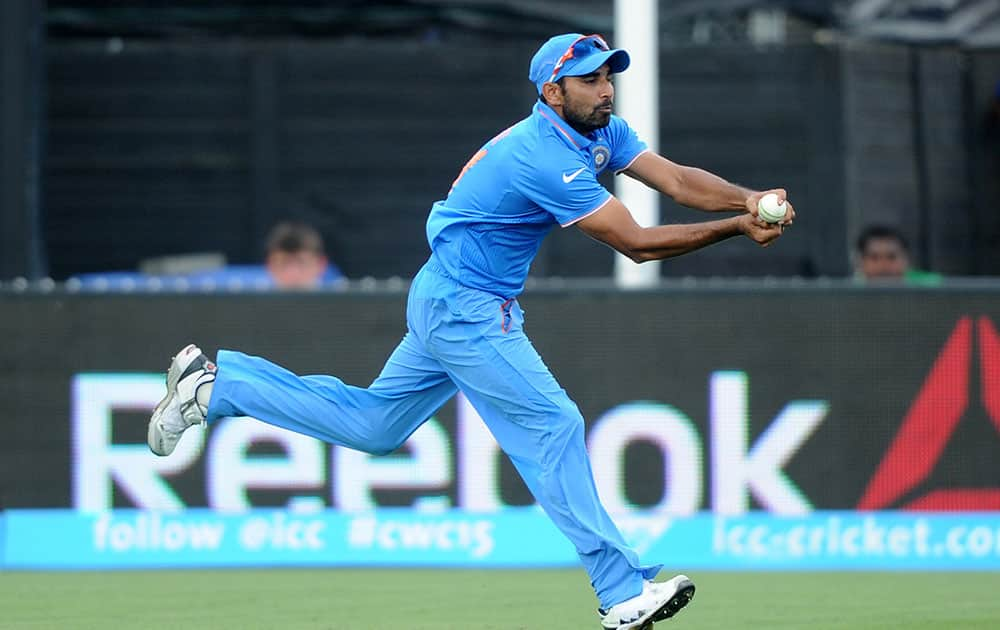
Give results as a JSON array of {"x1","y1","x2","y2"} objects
[{"x1": 592, "y1": 145, "x2": 611, "y2": 173}]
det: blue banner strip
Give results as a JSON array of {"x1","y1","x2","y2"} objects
[{"x1": 3, "y1": 509, "x2": 999, "y2": 570}]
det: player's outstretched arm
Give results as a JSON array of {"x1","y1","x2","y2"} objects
[
  {"x1": 623, "y1": 152, "x2": 795, "y2": 224},
  {"x1": 576, "y1": 196, "x2": 782, "y2": 263}
]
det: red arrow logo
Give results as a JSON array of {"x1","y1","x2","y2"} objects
[{"x1": 858, "y1": 316, "x2": 1000, "y2": 510}]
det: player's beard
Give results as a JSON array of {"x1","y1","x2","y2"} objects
[{"x1": 562, "y1": 95, "x2": 613, "y2": 134}]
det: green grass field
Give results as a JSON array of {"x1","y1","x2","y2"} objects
[{"x1": 1, "y1": 569, "x2": 998, "y2": 629}]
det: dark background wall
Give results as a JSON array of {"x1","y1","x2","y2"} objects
[
  {"x1": 0, "y1": 1, "x2": 46, "y2": 280},
  {"x1": 645, "y1": 44, "x2": 844, "y2": 278},
  {"x1": 40, "y1": 36, "x2": 999, "y2": 282},
  {"x1": 968, "y1": 50, "x2": 1000, "y2": 275},
  {"x1": 840, "y1": 43, "x2": 977, "y2": 277},
  {"x1": 43, "y1": 39, "x2": 541, "y2": 281},
  {"x1": 2, "y1": 1, "x2": 997, "y2": 281}
]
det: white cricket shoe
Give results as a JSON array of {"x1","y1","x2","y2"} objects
[
  {"x1": 147, "y1": 344, "x2": 216, "y2": 456},
  {"x1": 598, "y1": 575, "x2": 695, "y2": 629}
]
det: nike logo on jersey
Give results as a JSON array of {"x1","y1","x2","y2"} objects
[{"x1": 562, "y1": 167, "x2": 587, "y2": 183}]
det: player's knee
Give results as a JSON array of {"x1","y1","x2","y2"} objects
[
  {"x1": 366, "y1": 434, "x2": 405, "y2": 456},
  {"x1": 549, "y1": 407, "x2": 585, "y2": 439}
]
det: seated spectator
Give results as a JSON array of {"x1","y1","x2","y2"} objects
[
  {"x1": 69, "y1": 221, "x2": 344, "y2": 291},
  {"x1": 264, "y1": 221, "x2": 340, "y2": 289},
  {"x1": 854, "y1": 224, "x2": 941, "y2": 285}
]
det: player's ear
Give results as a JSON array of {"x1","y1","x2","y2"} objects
[{"x1": 541, "y1": 82, "x2": 564, "y2": 107}]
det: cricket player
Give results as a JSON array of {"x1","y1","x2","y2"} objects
[{"x1": 148, "y1": 33, "x2": 794, "y2": 629}]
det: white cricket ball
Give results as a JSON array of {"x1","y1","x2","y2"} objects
[{"x1": 757, "y1": 193, "x2": 787, "y2": 223}]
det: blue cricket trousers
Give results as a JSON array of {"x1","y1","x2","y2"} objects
[{"x1": 205, "y1": 259, "x2": 660, "y2": 607}]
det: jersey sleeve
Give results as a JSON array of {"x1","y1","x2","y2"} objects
[
  {"x1": 606, "y1": 116, "x2": 649, "y2": 173},
  {"x1": 518, "y1": 157, "x2": 612, "y2": 227}
]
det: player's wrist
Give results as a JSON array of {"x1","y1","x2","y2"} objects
[
  {"x1": 733, "y1": 213, "x2": 755, "y2": 235},
  {"x1": 740, "y1": 188, "x2": 760, "y2": 214}
]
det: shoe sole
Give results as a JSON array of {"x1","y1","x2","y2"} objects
[
  {"x1": 147, "y1": 344, "x2": 201, "y2": 455},
  {"x1": 648, "y1": 578, "x2": 695, "y2": 626},
  {"x1": 613, "y1": 577, "x2": 696, "y2": 630}
]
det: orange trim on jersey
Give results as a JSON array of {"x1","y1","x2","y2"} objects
[
  {"x1": 490, "y1": 124, "x2": 516, "y2": 146},
  {"x1": 450, "y1": 125, "x2": 516, "y2": 193},
  {"x1": 450, "y1": 148, "x2": 488, "y2": 193},
  {"x1": 537, "y1": 108, "x2": 581, "y2": 149}
]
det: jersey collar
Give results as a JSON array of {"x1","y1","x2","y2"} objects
[{"x1": 533, "y1": 102, "x2": 596, "y2": 150}]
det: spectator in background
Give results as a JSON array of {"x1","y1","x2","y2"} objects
[
  {"x1": 854, "y1": 224, "x2": 941, "y2": 285},
  {"x1": 264, "y1": 221, "x2": 339, "y2": 289},
  {"x1": 69, "y1": 220, "x2": 343, "y2": 291}
]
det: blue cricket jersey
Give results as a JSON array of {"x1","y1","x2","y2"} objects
[{"x1": 425, "y1": 102, "x2": 647, "y2": 297}]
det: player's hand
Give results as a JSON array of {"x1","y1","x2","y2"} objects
[
  {"x1": 745, "y1": 189, "x2": 796, "y2": 227},
  {"x1": 738, "y1": 212, "x2": 784, "y2": 247}
]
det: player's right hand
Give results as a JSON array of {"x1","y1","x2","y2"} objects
[{"x1": 738, "y1": 213, "x2": 784, "y2": 247}]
